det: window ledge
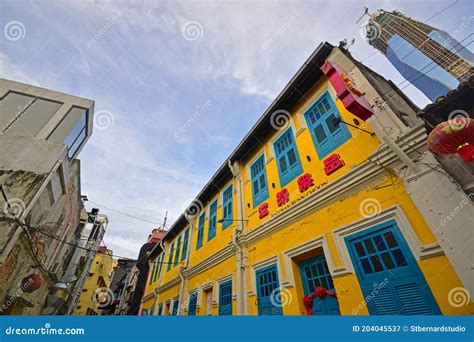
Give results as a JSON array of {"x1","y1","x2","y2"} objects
[{"x1": 296, "y1": 127, "x2": 307, "y2": 137}]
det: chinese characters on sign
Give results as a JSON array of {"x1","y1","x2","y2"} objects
[
  {"x1": 259, "y1": 174, "x2": 325, "y2": 219},
  {"x1": 324, "y1": 154, "x2": 344, "y2": 175},
  {"x1": 276, "y1": 189, "x2": 290, "y2": 207},
  {"x1": 258, "y1": 203, "x2": 269, "y2": 219},
  {"x1": 298, "y1": 173, "x2": 314, "y2": 193}
]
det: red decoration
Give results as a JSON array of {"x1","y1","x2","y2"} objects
[
  {"x1": 321, "y1": 60, "x2": 373, "y2": 121},
  {"x1": 276, "y1": 189, "x2": 290, "y2": 207},
  {"x1": 298, "y1": 173, "x2": 314, "y2": 192},
  {"x1": 458, "y1": 144, "x2": 474, "y2": 162},
  {"x1": 303, "y1": 286, "x2": 337, "y2": 315},
  {"x1": 258, "y1": 203, "x2": 269, "y2": 219},
  {"x1": 323, "y1": 153, "x2": 345, "y2": 175},
  {"x1": 428, "y1": 118, "x2": 474, "y2": 162},
  {"x1": 21, "y1": 273, "x2": 42, "y2": 293}
]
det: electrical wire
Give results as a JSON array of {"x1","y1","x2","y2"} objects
[
  {"x1": 27, "y1": 223, "x2": 172, "y2": 264},
  {"x1": 1, "y1": 185, "x2": 55, "y2": 282},
  {"x1": 85, "y1": 199, "x2": 166, "y2": 226},
  {"x1": 1, "y1": 186, "x2": 170, "y2": 268}
]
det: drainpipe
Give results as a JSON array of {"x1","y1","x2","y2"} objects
[
  {"x1": 228, "y1": 160, "x2": 246, "y2": 315},
  {"x1": 177, "y1": 268, "x2": 186, "y2": 315}
]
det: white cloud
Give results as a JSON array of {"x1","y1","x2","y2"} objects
[
  {"x1": 3, "y1": 0, "x2": 468, "y2": 257},
  {"x1": 0, "y1": 53, "x2": 39, "y2": 85}
]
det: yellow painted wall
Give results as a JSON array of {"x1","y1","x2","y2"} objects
[
  {"x1": 188, "y1": 178, "x2": 238, "y2": 267},
  {"x1": 185, "y1": 257, "x2": 237, "y2": 316},
  {"x1": 142, "y1": 76, "x2": 470, "y2": 316},
  {"x1": 242, "y1": 81, "x2": 381, "y2": 231},
  {"x1": 244, "y1": 178, "x2": 471, "y2": 315},
  {"x1": 156, "y1": 284, "x2": 181, "y2": 315},
  {"x1": 141, "y1": 296, "x2": 154, "y2": 311},
  {"x1": 75, "y1": 250, "x2": 114, "y2": 315}
]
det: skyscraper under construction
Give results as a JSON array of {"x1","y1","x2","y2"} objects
[{"x1": 365, "y1": 9, "x2": 473, "y2": 101}]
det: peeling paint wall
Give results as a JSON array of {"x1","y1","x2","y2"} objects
[{"x1": 0, "y1": 135, "x2": 83, "y2": 315}]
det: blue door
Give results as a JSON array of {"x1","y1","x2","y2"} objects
[
  {"x1": 346, "y1": 220, "x2": 441, "y2": 315},
  {"x1": 218, "y1": 280, "x2": 232, "y2": 315},
  {"x1": 256, "y1": 264, "x2": 282, "y2": 315},
  {"x1": 299, "y1": 255, "x2": 340, "y2": 315},
  {"x1": 304, "y1": 92, "x2": 351, "y2": 159},
  {"x1": 188, "y1": 293, "x2": 197, "y2": 316}
]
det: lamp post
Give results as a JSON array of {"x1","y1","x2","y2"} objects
[{"x1": 217, "y1": 219, "x2": 248, "y2": 223}]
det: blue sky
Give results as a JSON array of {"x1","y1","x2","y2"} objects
[{"x1": 1, "y1": 0, "x2": 472, "y2": 258}]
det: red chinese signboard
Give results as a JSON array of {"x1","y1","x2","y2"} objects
[
  {"x1": 298, "y1": 173, "x2": 314, "y2": 193},
  {"x1": 258, "y1": 203, "x2": 269, "y2": 219},
  {"x1": 324, "y1": 153, "x2": 345, "y2": 175},
  {"x1": 276, "y1": 189, "x2": 290, "y2": 207},
  {"x1": 320, "y1": 60, "x2": 373, "y2": 121}
]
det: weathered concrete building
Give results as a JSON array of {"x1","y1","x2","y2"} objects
[
  {"x1": 0, "y1": 78, "x2": 95, "y2": 315},
  {"x1": 0, "y1": 135, "x2": 83, "y2": 314}
]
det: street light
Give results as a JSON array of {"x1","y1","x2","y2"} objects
[{"x1": 217, "y1": 219, "x2": 249, "y2": 223}]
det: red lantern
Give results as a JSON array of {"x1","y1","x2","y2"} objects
[
  {"x1": 21, "y1": 273, "x2": 42, "y2": 293},
  {"x1": 427, "y1": 118, "x2": 474, "y2": 162}
]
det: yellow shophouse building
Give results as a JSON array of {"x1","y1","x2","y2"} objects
[
  {"x1": 141, "y1": 43, "x2": 473, "y2": 316},
  {"x1": 75, "y1": 247, "x2": 114, "y2": 315}
]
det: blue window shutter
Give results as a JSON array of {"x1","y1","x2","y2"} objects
[
  {"x1": 196, "y1": 214, "x2": 205, "y2": 250},
  {"x1": 346, "y1": 221, "x2": 441, "y2": 315},
  {"x1": 153, "y1": 258, "x2": 159, "y2": 282},
  {"x1": 157, "y1": 305, "x2": 163, "y2": 316},
  {"x1": 167, "y1": 242, "x2": 174, "y2": 271},
  {"x1": 181, "y1": 229, "x2": 189, "y2": 261},
  {"x1": 149, "y1": 261, "x2": 156, "y2": 285},
  {"x1": 222, "y1": 185, "x2": 233, "y2": 230},
  {"x1": 157, "y1": 253, "x2": 164, "y2": 279},
  {"x1": 304, "y1": 92, "x2": 351, "y2": 159},
  {"x1": 174, "y1": 236, "x2": 182, "y2": 266},
  {"x1": 218, "y1": 280, "x2": 233, "y2": 315},
  {"x1": 188, "y1": 293, "x2": 197, "y2": 316},
  {"x1": 251, "y1": 155, "x2": 269, "y2": 207},
  {"x1": 208, "y1": 200, "x2": 217, "y2": 241},
  {"x1": 274, "y1": 129, "x2": 303, "y2": 187}
]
